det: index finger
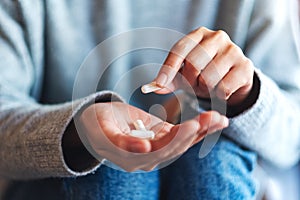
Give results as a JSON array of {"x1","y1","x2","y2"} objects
[{"x1": 155, "y1": 28, "x2": 207, "y2": 87}]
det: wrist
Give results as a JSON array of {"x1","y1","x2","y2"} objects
[
  {"x1": 226, "y1": 73, "x2": 260, "y2": 117},
  {"x1": 62, "y1": 119, "x2": 99, "y2": 172}
]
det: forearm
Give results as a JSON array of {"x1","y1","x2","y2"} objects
[
  {"x1": 0, "y1": 91, "x2": 122, "y2": 180},
  {"x1": 224, "y1": 70, "x2": 300, "y2": 168},
  {"x1": 224, "y1": 0, "x2": 300, "y2": 168}
]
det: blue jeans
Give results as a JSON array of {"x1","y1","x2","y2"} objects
[{"x1": 4, "y1": 137, "x2": 257, "y2": 200}]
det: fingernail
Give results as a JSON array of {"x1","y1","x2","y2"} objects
[{"x1": 156, "y1": 73, "x2": 168, "y2": 87}]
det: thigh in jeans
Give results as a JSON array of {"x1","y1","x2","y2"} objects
[
  {"x1": 4, "y1": 165, "x2": 159, "y2": 200},
  {"x1": 159, "y1": 136, "x2": 257, "y2": 200}
]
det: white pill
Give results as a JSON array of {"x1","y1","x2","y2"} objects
[
  {"x1": 133, "y1": 119, "x2": 147, "y2": 131},
  {"x1": 141, "y1": 82, "x2": 162, "y2": 94},
  {"x1": 130, "y1": 119, "x2": 155, "y2": 139},
  {"x1": 130, "y1": 130, "x2": 155, "y2": 139}
]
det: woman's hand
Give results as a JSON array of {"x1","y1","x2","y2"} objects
[
  {"x1": 154, "y1": 27, "x2": 255, "y2": 106},
  {"x1": 79, "y1": 102, "x2": 228, "y2": 172}
]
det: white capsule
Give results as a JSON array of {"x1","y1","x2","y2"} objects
[
  {"x1": 133, "y1": 119, "x2": 147, "y2": 131},
  {"x1": 130, "y1": 119, "x2": 155, "y2": 139},
  {"x1": 130, "y1": 130, "x2": 155, "y2": 139},
  {"x1": 141, "y1": 82, "x2": 162, "y2": 94}
]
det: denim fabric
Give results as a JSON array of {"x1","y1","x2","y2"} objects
[
  {"x1": 4, "y1": 167, "x2": 159, "y2": 200},
  {"x1": 160, "y1": 137, "x2": 257, "y2": 200},
  {"x1": 4, "y1": 137, "x2": 256, "y2": 200}
]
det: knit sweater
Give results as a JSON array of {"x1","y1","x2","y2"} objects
[{"x1": 0, "y1": 0, "x2": 299, "y2": 181}]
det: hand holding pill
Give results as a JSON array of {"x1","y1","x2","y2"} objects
[
  {"x1": 141, "y1": 82, "x2": 163, "y2": 94},
  {"x1": 143, "y1": 27, "x2": 256, "y2": 108},
  {"x1": 79, "y1": 102, "x2": 229, "y2": 172},
  {"x1": 128, "y1": 119, "x2": 155, "y2": 139}
]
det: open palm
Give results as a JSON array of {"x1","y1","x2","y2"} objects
[{"x1": 79, "y1": 102, "x2": 228, "y2": 172}]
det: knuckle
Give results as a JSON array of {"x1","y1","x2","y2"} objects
[
  {"x1": 217, "y1": 86, "x2": 232, "y2": 100},
  {"x1": 239, "y1": 58, "x2": 254, "y2": 84},
  {"x1": 217, "y1": 82, "x2": 231, "y2": 99},
  {"x1": 228, "y1": 43, "x2": 241, "y2": 55},
  {"x1": 194, "y1": 26, "x2": 208, "y2": 34},
  {"x1": 190, "y1": 27, "x2": 213, "y2": 37},
  {"x1": 200, "y1": 73, "x2": 214, "y2": 90},
  {"x1": 214, "y1": 30, "x2": 230, "y2": 41},
  {"x1": 172, "y1": 39, "x2": 195, "y2": 58},
  {"x1": 185, "y1": 52, "x2": 196, "y2": 66},
  {"x1": 172, "y1": 40, "x2": 185, "y2": 55},
  {"x1": 243, "y1": 58, "x2": 254, "y2": 70},
  {"x1": 223, "y1": 86, "x2": 232, "y2": 97}
]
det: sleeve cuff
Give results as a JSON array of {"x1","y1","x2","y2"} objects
[
  {"x1": 224, "y1": 69, "x2": 276, "y2": 139},
  {"x1": 27, "y1": 91, "x2": 123, "y2": 178},
  {"x1": 221, "y1": 69, "x2": 300, "y2": 168}
]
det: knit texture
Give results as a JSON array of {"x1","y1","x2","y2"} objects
[
  {"x1": 0, "y1": 91, "x2": 122, "y2": 179},
  {"x1": 0, "y1": 0, "x2": 299, "y2": 183}
]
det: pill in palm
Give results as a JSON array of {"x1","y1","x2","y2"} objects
[
  {"x1": 133, "y1": 119, "x2": 147, "y2": 131},
  {"x1": 130, "y1": 119, "x2": 155, "y2": 139},
  {"x1": 130, "y1": 130, "x2": 155, "y2": 139}
]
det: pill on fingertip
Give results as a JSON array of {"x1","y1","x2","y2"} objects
[{"x1": 141, "y1": 82, "x2": 162, "y2": 94}]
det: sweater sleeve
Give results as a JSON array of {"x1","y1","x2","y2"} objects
[
  {"x1": 0, "y1": 1, "x2": 122, "y2": 179},
  {"x1": 0, "y1": 91, "x2": 123, "y2": 180},
  {"x1": 223, "y1": 0, "x2": 300, "y2": 168}
]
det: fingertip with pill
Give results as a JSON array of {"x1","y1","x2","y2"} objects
[{"x1": 141, "y1": 82, "x2": 163, "y2": 94}]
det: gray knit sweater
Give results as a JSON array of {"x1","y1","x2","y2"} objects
[{"x1": 0, "y1": 0, "x2": 299, "y2": 181}]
